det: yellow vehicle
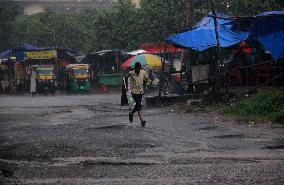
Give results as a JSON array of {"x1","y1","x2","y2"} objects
[
  {"x1": 35, "y1": 65, "x2": 56, "y2": 93},
  {"x1": 66, "y1": 64, "x2": 91, "y2": 92}
]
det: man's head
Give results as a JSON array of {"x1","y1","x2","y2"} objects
[
  {"x1": 134, "y1": 62, "x2": 142, "y2": 74},
  {"x1": 134, "y1": 62, "x2": 142, "y2": 70}
]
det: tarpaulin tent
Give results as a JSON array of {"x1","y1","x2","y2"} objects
[
  {"x1": 167, "y1": 13, "x2": 249, "y2": 51},
  {"x1": 126, "y1": 49, "x2": 147, "y2": 56},
  {"x1": 0, "y1": 49, "x2": 11, "y2": 59},
  {"x1": 140, "y1": 43, "x2": 183, "y2": 53},
  {"x1": 0, "y1": 44, "x2": 41, "y2": 60},
  {"x1": 16, "y1": 44, "x2": 41, "y2": 51},
  {"x1": 243, "y1": 11, "x2": 284, "y2": 60},
  {"x1": 168, "y1": 11, "x2": 284, "y2": 60}
]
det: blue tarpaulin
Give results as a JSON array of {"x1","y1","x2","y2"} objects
[
  {"x1": 0, "y1": 49, "x2": 11, "y2": 59},
  {"x1": 258, "y1": 31, "x2": 284, "y2": 59},
  {"x1": 0, "y1": 44, "x2": 40, "y2": 60},
  {"x1": 167, "y1": 11, "x2": 284, "y2": 60},
  {"x1": 230, "y1": 10, "x2": 284, "y2": 60},
  {"x1": 16, "y1": 44, "x2": 40, "y2": 51},
  {"x1": 254, "y1": 11, "x2": 284, "y2": 60},
  {"x1": 167, "y1": 13, "x2": 249, "y2": 51}
]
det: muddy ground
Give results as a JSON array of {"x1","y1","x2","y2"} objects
[{"x1": 0, "y1": 93, "x2": 283, "y2": 185}]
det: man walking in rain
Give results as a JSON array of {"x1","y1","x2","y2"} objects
[{"x1": 128, "y1": 62, "x2": 148, "y2": 127}]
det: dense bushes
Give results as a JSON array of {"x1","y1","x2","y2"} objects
[{"x1": 223, "y1": 90, "x2": 284, "y2": 123}]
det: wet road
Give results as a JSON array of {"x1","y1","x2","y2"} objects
[{"x1": 0, "y1": 94, "x2": 283, "y2": 185}]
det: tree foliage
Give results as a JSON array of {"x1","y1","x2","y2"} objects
[
  {"x1": 0, "y1": 2, "x2": 20, "y2": 51},
  {"x1": 2, "y1": 0, "x2": 284, "y2": 53}
]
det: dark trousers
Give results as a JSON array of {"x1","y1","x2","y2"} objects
[
  {"x1": 121, "y1": 78, "x2": 128, "y2": 106},
  {"x1": 132, "y1": 93, "x2": 143, "y2": 113}
]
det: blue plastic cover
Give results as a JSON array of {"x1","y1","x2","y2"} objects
[
  {"x1": 258, "y1": 31, "x2": 284, "y2": 60},
  {"x1": 254, "y1": 11, "x2": 284, "y2": 59},
  {"x1": 0, "y1": 44, "x2": 40, "y2": 60},
  {"x1": 16, "y1": 44, "x2": 40, "y2": 51},
  {"x1": 167, "y1": 13, "x2": 249, "y2": 51},
  {"x1": 0, "y1": 49, "x2": 11, "y2": 59}
]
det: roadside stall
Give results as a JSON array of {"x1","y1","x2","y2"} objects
[
  {"x1": 85, "y1": 50, "x2": 124, "y2": 87},
  {"x1": 0, "y1": 44, "x2": 41, "y2": 93},
  {"x1": 23, "y1": 49, "x2": 58, "y2": 93},
  {"x1": 167, "y1": 11, "x2": 284, "y2": 92},
  {"x1": 139, "y1": 43, "x2": 186, "y2": 95}
]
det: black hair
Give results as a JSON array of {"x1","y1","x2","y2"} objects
[
  {"x1": 134, "y1": 62, "x2": 141, "y2": 69},
  {"x1": 134, "y1": 62, "x2": 141, "y2": 74}
]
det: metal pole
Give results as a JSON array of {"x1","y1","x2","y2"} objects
[{"x1": 8, "y1": 49, "x2": 13, "y2": 82}]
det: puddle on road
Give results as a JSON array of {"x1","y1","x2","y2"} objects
[
  {"x1": 170, "y1": 157, "x2": 259, "y2": 164},
  {"x1": 264, "y1": 144, "x2": 284, "y2": 150},
  {"x1": 119, "y1": 143, "x2": 156, "y2": 149},
  {"x1": 91, "y1": 125, "x2": 126, "y2": 131},
  {"x1": 52, "y1": 157, "x2": 161, "y2": 167},
  {"x1": 196, "y1": 126, "x2": 218, "y2": 131},
  {"x1": 212, "y1": 134, "x2": 245, "y2": 139}
]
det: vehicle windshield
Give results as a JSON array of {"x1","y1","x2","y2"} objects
[
  {"x1": 37, "y1": 69, "x2": 54, "y2": 76},
  {"x1": 74, "y1": 69, "x2": 88, "y2": 75}
]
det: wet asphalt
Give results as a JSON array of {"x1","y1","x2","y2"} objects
[{"x1": 0, "y1": 93, "x2": 283, "y2": 185}]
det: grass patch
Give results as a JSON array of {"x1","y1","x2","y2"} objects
[{"x1": 223, "y1": 90, "x2": 284, "y2": 124}]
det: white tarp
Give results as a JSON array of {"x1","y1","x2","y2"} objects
[{"x1": 126, "y1": 49, "x2": 146, "y2": 56}]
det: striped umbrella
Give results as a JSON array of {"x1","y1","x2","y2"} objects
[{"x1": 120, "y1": 54, "x2": 162, "y2": 70}]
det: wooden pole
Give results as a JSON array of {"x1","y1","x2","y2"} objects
[
  {"x1": 158, "y1": 0, "x2": 173, "y2": 97},
  {"x1": 210, "y1": 0, "x2": 222, "y2": 67},
  {"x1": 185, "y1": 0, "x2": 195, "y2": 28},
  {"x1": 183, "y1": 0, "x2": 195, "y2": 94},
  {"x1": 209, "y1": 0, "x2": 225, "y2": 98}
]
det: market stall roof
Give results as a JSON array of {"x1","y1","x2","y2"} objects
[
  {"x1": 167, "y1": 13, "x2": 248, "y2": 51},
  {"x1": 230, "y1": 10, "x2": 284, "y2": 59},
  {"x1": 0, "y1": 49, "x2": 11, "y2": 59},
  {"x1": 0, "y1": 44, "x2": 41, "y2": 60},
  {"x1": 93, "y1": 49, "x2": 120, "y2": 56},
  {"x1": 140, "y1": 43, "x2": 183, "y2": 53},
  {"x1": 16, "y1": 44, "x2": 41, "y2": 51}
]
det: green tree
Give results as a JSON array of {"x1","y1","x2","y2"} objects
[
  {"x1": 10, "y1": 0, "x2": 284, "y2": 53},
  {"x1": 138, "y1": 0, "x2": 189, "y2": 43},
  {"x1": 0, "y1": 2, "x2": 20, "y2": 51},
  {"x1": 14, "y1": 10, "x2": 88, "y2": 52},
  {"x1": 79, "y1": 0, "x2": 139, "y2": 51},
  {"x1": 196, "y1": 0, "x2": 284, "y2": 17}
]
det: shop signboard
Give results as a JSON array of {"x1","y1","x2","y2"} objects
[{"x1": 25, "y1": 50, "x2": 57, "y2": 60}]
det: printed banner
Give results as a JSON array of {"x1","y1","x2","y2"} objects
[{"x1": 25, "y1": 50, "x2": 57, "y2": 60}]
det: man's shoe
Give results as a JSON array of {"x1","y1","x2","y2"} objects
[
  {"x1": 129, "y1": 112, "x2": 133, "y2": 123},
  {"x1": 141, "y1": 120, "x2": 146, "y2": 127}
]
